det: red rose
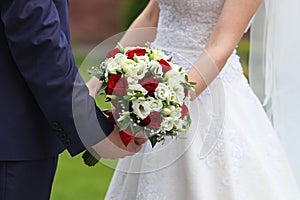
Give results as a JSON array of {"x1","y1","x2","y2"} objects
[
  {"x1": 184, "y1": 88, "x2": 189, "y2": 98},
  {"x1": 103, "y1": 110, "x2": 116, "y2": 124},
  {"x1": 119, "y1": 128, "x2": 135, "y2": 146},
  {"x1": 181, "y1": 104, "x2": 189, "y2": 119},
  {"x1": 140, "y1": 77, "x2": 159, "y2": 96},
  {"x1": 158, "y1": 59, "x2": 172, "y2": 74},
  {"x1": 149, "y1": 112, "x2": 162, "y2": 129},
  {"x1": 125, "y1": 48, "x2": 147, "y2": 59},
  {"x1": 106, "y1": 74, "x2": 128, "y2": 96},
  {"x1": 141, "y1": 116, "x2": 151, "y2": 126},
  {"x1": 106, "y1": 48, "x2": 119, "y2": 58}
]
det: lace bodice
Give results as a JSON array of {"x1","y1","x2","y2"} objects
[
  {"x1": 152, "y1": 0, "x2": 244, "y2": 93},
  {"x1": 154, "y1": 0, "x2": 224, "y2": 52}
]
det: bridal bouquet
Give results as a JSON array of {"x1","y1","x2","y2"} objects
[{"x1": 83, "y1": 44, "x2": 195, "y2": 166}]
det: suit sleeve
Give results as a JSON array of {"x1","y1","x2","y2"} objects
[{"x1": 0, "y1": 0, "x2": 114, "y2": 156}]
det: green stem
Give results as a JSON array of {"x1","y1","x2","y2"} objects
[{"x1": 82, "y1": 149, "x2": 101, "y2": 167}]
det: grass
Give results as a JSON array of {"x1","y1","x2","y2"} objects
[
  {"x1": 50, "y1": 152, "x2": 115, "y2": 200},
  {"x1": 237, "y1": 39, "x2": 250, "y2": 79}
]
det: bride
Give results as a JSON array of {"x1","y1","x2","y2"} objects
[{"x1": 105, "y1": 0, "x2": 300, "y2": 199}]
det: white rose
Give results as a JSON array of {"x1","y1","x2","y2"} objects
[
  {"x1": 165, "y1": 70, "x2": 185, "y2": 86},
  {"x1": 106, "y1": 58, "x2": 122, "y2": 73},
  {"x1": 155, "y1": 83, "x2": 170, "y2": 100},
  {"x1": 149, "y1": 60, "x2": 163, "y2": 76},
  {"x1": 168, "y1": 90, "x2": 177, "y2": 103},
  {"x1": 163, "y1": 105, "x2": 181, "y2": 119},
  {"x1": 169, "y1": 62, "x2": 182, "y2": 72},
  {"x1": 122, "y1": 64, "x2": 135, "y2": 74},
  {"x1": 121, "y1": 59, "x2": 136, "y2": 73},
  {"x1": 114, "y1": 53, "x2": 128, "y2": 60},
  {"x1": 167, "y1": 86, "x2": 185, "y2": 105},
  {"x1": 132, "y1": 100, "x2": 151, "y2": 119},
  {"x1": 125, "y1": 76, "x2": 137, "y2": 85},
  {"x1": 174, "y1": 85, "x2": 185, "y2": 105},
  {"x1": 128, "y1": 84, "x2": 148, "y2": 95},
  {"x1": 163, "y1": 107, "x2": 171, "y2": 116},
  {"x1": 170, "y1": 106, "x2": 182, "y2": 119},
  {"x1": 147, "y1": 97, "x2": 163, "y2": 112},
  {"x1": 174, "y1": 119, "x2": 185, "y2": 131},
  {"x1": 136, "y1": 55, "x2": 150, "y2": 64},
  {"x1": 127, "y1": 63, "x2": 148, "y2": 80},
  {"x1": 161, "y1": 117, "x2": 174, "y2": 132},
  {"x1": 151, "y1": 49, "x2": 166, "y2": 60}
]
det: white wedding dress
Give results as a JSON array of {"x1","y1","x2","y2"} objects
[{"x1": 105, "y1": 0, "x2": 300, "y2": 199}]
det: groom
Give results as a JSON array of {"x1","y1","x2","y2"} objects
[{"x1": 0, "y1": 0, "x2": 146, "y2": 199}]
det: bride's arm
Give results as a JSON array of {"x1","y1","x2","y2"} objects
[
  {"x1": 127, "y1": 0, "x2": 159, "y2": 29},
  {"x1": 119, "y1": 0, "x2": 160, "y2": 46},
  {"x1": 188, "y1": 0, "x2": 262, "y2": 97}
]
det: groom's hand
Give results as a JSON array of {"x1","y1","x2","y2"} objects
[{"x1": 91, "y1": 126, "x2": 144, "y2": 159}]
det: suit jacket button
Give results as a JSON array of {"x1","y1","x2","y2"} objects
[
  {"x1": 52, "y1": 122, "x2": 59, "y2": 129},
  {"x1": 60, "y1": 133, "x2": 67, "y2": 140},
  {"x1": 55, "y1": 131, "x2": 62, "y2": 138},
  {"x1": 64, "y1": 139, "x2": 71, "y2": 147},
  {"x1": 57, "y1": 127, "x2": 63, "y2": 132}
]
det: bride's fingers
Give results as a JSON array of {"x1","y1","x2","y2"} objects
[
  {"x1": 86, "y1": 76, "x2": 102, "y2": 98},
  {"x1": 134, "y1": 137, "x2": 148, "y2": 145},
  {"x1": 134, "y1": 129, "x2": 147, "y2": 138},
  {"x1": 126, "y1": 140, "x2": 143, "y2": 153},
  {"x1": 134, "y1": 129, "x2": 148, "y2": 145}
]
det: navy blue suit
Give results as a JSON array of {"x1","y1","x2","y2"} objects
[{"x1": 0, "y1": 0, "x2": 114, "y2": 199}]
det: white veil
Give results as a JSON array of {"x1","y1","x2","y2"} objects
[{"x1": 249, "y1": 0, "x2": 300, "y2": 187}]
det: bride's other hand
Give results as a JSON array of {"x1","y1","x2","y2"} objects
[{"x1": 86, "y1": 76, "x2": 102, "y2": 98}]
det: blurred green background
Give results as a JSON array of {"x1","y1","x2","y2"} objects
[{"x1": 51, "y1": 0, "x2": 250, "y2": 199}]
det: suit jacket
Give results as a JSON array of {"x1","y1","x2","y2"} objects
[{"x1": 0, "y1": 0, "x2": 114, "y2": 160}]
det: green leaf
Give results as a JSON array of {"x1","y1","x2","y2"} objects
[
  {"x1": 149, "y1": 53, "x2": 154, "y2": 60},
  {"x1": 149, "y1": 135, "x2": 158, "y2": 148},
  {"x1": 86, "y1": 69, "x2": 102, "y2": 79},
  {"x1": 123, "y1": 95, "x2": 132, "y2": 100},
  {"x1": 162, "y1": 101, "x2": 168, "y2": 107},
  {"x1": 98, "y1": 82, "x2": 108, "y2": 93},
  {"x1": 187, "y1": 114, "x2": 192, "y2": 125},
  {"x1": 129, "y1": 96, "x2": 137, "y2": 101},
  {"x1": 117, "y1": 43, "x2": 124, "y2": 53},
  {"x1": 189, "y1": 82, "x2": 197, "y2": 85},
  {"x1": 129, "y1": 123, "x2": 143, "y2": 136},
  {"x1": 134, "y1": 93, "x2": 145, "y2": 98},
  {"x1": 185, "y1": 74, "x2": 189, "y2": 82},
  {"x1": 119, "y1": 117, "x2": 130, "y2": 130},
  {"x1": 106, "y1": 95, "x2": 117, "y2": 99}
]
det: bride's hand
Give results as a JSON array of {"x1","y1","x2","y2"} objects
[
  {"x1": 134, "y1": 129, "x2": 148, "y2": 145},
  {"x1": 86, "y1": 76, "x2": 102, "y2": 98}
]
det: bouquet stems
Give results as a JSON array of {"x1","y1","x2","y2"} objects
[{"x1": 82, "y1": 149, "x2": 101, "y2": 167}]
